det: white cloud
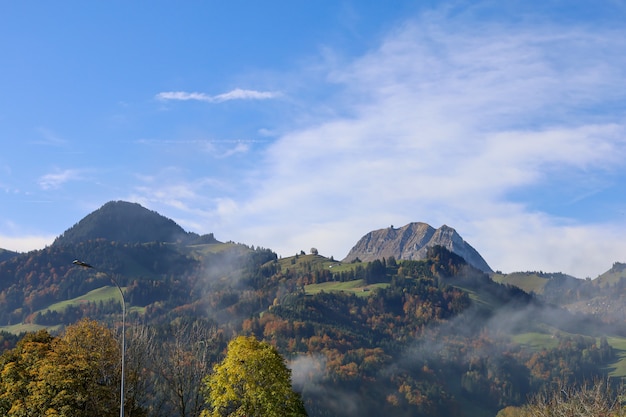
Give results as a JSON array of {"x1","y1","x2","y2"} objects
[
  {"x1": 224, "y1": 16, "x2": 626, "y2": 277},
  {"x1": 212, "y1": 88, "x2": 281, "y2": 102},
  {"x1": 132, "y1": 11, "x2": 626, "y2": 278},
  {"x1": 155, "y1": 88, "x2": 281, "y2": 103},
  {"x1": 0, "y1": 234, "x2": 55, "y2": 252},
  {"x1": 156, "y1": 91, "x2": 212, "y2": 101},
  {"x1": 38, "y1": 169, "x2": 83, "y2": 190},
  {"x1": 466, "y1": 212, "x2": 626, "y2": 278}
]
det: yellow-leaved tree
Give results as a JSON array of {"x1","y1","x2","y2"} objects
[
  {"x1": 0, "y1": 329, "x2": 54, "y2": 415},
  {"x1": 32, "y1": 318, "x2": 121, "y2": 416},
  {"x1": 0, "y1": 319, "x2": 133, "y2": 417},
  {"x1": 202, "y1": 335, "x2": 307, "y2": 417}
]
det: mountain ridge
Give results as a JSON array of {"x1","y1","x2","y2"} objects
[{"x1": 0, "y1": 249, "x2": 19, "y2": 263}]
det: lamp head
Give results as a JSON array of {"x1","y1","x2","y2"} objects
[{"x1": 72, "y1": 260, "x2": 94, "y2": 268}]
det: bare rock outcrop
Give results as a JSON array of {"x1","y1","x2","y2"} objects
[{"x1": 342, "y1": 222, "x2": 493, "y2": 273}]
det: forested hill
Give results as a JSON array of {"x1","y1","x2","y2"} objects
[
  {"x1": 53, "y1": 200, "x2": 218, "y2": 246},
  {"x1": 0, "y1": 202, "x2": 625, "y2": 416}
]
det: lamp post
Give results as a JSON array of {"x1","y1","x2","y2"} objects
[{"x1": 73, "y1": 260, "x2": 126, "y2": 417}]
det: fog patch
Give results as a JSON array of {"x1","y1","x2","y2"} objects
[{"x1": 290, "y1": 353, "x2": 362, "y2": 416}]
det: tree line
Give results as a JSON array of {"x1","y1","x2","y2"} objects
[{"x1": 0, "y1": 318, "x2": 307, "y2": 417}]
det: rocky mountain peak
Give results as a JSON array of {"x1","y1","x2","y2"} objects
[{"x1": 342, "y1": 222, "x2": 493, "y2": 273}]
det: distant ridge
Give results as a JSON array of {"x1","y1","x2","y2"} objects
[
  {"x1": 343, "y1": 222, "x2": 493, "y2": 273},
  {"x1": 53, "y1": 201, "x2": 218, "y2": 246},
  {"x1": 0, "y1": 248, "x2": 19, "y2": 263},
  {"x1": 593, "y1": 262, "x2": 626, "y2": 288}
]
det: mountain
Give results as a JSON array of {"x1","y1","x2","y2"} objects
[
  {"x1": 0, "y1": 200, "x2": 268, "y2": 329},
  {"x1": 1, "y1": 201, "x2": 625, "y2": 417},
  {"x1": 343, "y1": 222, "x2": 493, "y2": 273},
  {"x1": 53, "y1": 200, "x2": 218, "y2": 246}
]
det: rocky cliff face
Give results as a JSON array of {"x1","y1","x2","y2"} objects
[{"x1": 342, "y1": 222, "x2": 493, "y2": 273}]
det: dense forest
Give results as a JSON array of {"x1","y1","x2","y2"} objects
[{"x1": 0, "y1": 242, "x2": 621, "y2": 416}]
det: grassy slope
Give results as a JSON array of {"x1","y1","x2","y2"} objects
[
  {"x1": 43, "y1": 286, "x2": 123, "y2": 312},
  {"x1": 0, "y1": 323, "x2": 62, "y2": 334},
  {"x1": 491, "y1": 272, "x2": 550, "y2": 294},
  {"x1": 0, "y1": 286, "x2": 140, "y2": 335},
  {"x1": 187, "y1": 242, "x2": 247, "y2": 256},
  {"x1": 594, "y1": 265, "x2": 626, "y2": 288},
  {"x1": 278, "y1": 254, "x2": 389, "y2": 297},
  {"x1": 305, "y1": 279, "x2": 389, "y2": 297},
  {"x1": 278, "y1": 253, "x2": 345, "y2": 271},
  {"x1": 605, "y1": 336, "x2": 626, "y2": 377}
]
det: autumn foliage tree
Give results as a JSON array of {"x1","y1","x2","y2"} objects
[
  {"x1": 0, "y1": 319, "x2": 131, "y2": 417},
  {"x1": 0, "y1": 329, "x2": 53, "y2": 415},
  {"x1": 202, "y1": 335, "x2": 307, "y2": 417}
]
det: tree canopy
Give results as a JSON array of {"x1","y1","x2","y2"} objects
[
  {"x1": 203, "y1": 335, "x2": 307, "y2": 417},
  {"x1": 0, "y1": 319, "x2": 123, "y2": 417}
]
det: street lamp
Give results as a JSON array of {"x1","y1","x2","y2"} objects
[{"x1": 73, "y1": 260, "x2": 126, "y2": 417}]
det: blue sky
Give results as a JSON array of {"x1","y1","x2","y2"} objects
[{"x1": 1, "y1": 1, "x2": 626, "y2": 278}]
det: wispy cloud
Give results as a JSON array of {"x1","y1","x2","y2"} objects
[
  {"x1": 127, "y1": 167, "x2": 234, "y2": 233},
  {"x1": 135, "y1": 138, "x2": 254, "y2": 161},
  {"x1": 155, "y1": 88, "x2": 281, "y2": 103},
  {"x1": 218, "y1": 142, "x2": 250, "y2": 158},
  {"x1": 156, "y1": 91, "x2": 212, "y2": 101},
  {"x1": 214, "y1": 88, "x2": 281, "y2": 102},
  {"x1": 129, "y1": 7, "x2": 626, "y2": 278},
  {"x1": 33, "y1": 127, "x2": 68, "y2": 146},
  {"x1": 38, "y1": 169, "x2": 83, "y2": 190},
  {"x1": 223, "y1": 14, "x2": 626, "y2": 277}
]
